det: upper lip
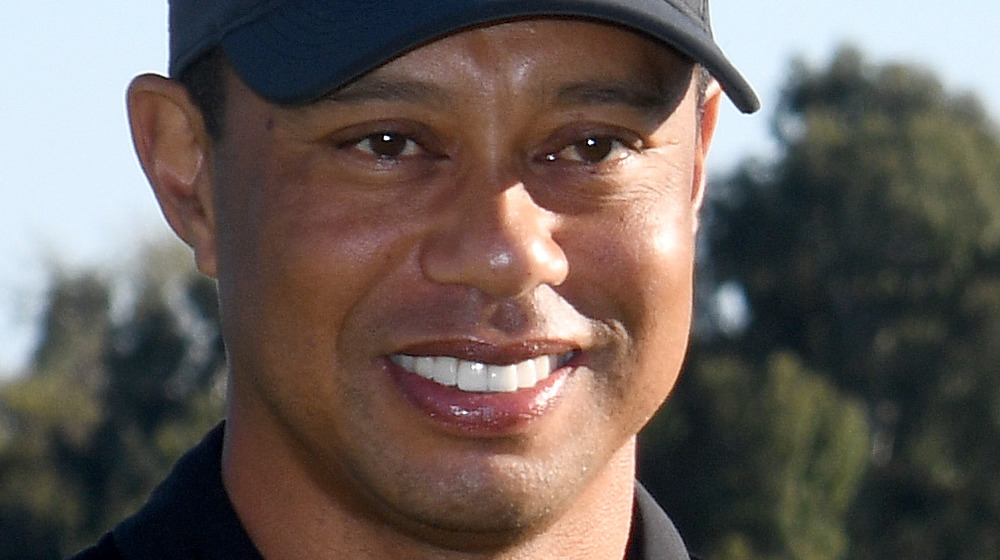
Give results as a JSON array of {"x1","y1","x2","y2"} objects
[{"x1": 389, "y1": 338, "x2": 581, "y2": 365}]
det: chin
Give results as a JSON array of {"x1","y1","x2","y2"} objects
[{"x1": 347, "y1": 437, "x2": 606, "y2": 549}]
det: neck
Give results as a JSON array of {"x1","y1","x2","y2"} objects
[{"x1": 222, "y1": 409, "x2": 637, "y2": 560}]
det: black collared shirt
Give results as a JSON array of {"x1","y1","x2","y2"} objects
[{"x1": 70, "y1": 425, "x2": 690, "y2": 560}]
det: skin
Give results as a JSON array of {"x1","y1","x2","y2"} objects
[{"x1": 127, "y1": 19, "x2": 720, "y2": 560}]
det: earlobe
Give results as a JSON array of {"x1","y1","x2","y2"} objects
[
  {"x1": 127, "y1": 74, "x2": 219, "y2": 277},
  {"x1": 691, "y1": 79, "x2": 723, "y2": 232}
]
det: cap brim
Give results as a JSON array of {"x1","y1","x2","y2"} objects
[{"x1": 222, "y1": 0, "x2": 760, "y2": 113}]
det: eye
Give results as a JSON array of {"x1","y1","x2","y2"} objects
[
  {"x1": 544, "y1": 136, "x2": 636, "y2": 164},
  {"x1": 350, "y1": 132, "x2": 422, "y2": 159}
]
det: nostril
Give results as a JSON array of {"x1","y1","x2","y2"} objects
[{"x1": 486, "y1": 299, "x2": 530, "y2": 333}]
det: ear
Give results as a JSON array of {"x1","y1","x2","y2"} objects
[
  {"x1": 691, "y1": 78, "x2": 722, "y2": 232},
  {"x1": 127, "y1": 74, "x2": 219, "y2": 278}
]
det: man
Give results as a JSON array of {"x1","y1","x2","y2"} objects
[{"x1": 74, "y1": 1, "x2": 757, "y2": 558}]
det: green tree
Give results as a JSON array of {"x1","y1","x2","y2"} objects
[
  {"x1": 684, "y1": 46, "x2": 1000, "y2": 559},
  {"x1": 642, "y1": 348, "x2": 869, "y2": 560},
  {"x1": 0, "y1": 243, "x2": 225, "y2": 559},
  {"x1": 0, "y1": 272, "x2": 110, "y2": 560}
]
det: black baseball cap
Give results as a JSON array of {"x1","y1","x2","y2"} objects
[{"x1": 169, "y1": 0, "x2": 760, "y2": 113}]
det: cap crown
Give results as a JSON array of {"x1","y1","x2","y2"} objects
[{"x1": 168, "y1": 0, "x2": 759, "y2": 113}]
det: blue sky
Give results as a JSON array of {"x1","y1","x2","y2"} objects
[{"x1": 1, "y1": 1, "x2": 998, "y2": 374}]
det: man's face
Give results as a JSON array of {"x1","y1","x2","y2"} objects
[{"x1": 210, "y1": 19, "x2": 711, "y2": 541}]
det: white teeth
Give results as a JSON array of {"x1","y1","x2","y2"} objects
[
  {"x1": 535, "y1": 355, "x2": 551, "y2": 382},
  {"x1": 516, "y1": 359, "x2": 536, "y2": 388},
  {"x1": 432, "y1": 356, "x2": 458, "y2": 386},
  {"x1": 390, "y1": 353, "x2": 570, "y2": 393},
  {"x1": 457, "y1": 361, "x2": 488, "y2": 392},
  {"x1": 396, "y1": 355, "x2": 416, "y2": 371},
  {"x1": 489, "y1": 364, "x2": 519, "y2": 392},
  {"x1": 415, "y1": 356, "x2": 436, "y2": 380}
]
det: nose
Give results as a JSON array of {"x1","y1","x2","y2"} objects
[{"x1": 420, "y1": 183, "x2": 569, "y2": 298}]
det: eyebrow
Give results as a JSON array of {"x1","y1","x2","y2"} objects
[
  {"x1": 554, "y1": 79, "x2": 686, "y2": 117},
  {"x1": 319, "y1": 77, "x2": 455, "y2": 108}
]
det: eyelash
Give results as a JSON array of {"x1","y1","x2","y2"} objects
[
  {"x1": 342, "y1": 131, "x2": 429, "y2": 160},
  {"x1": 336, "y1": 127, "x2": 643, "y2": 169},
  {"x1": 541, "y1": 135, "x2": 641, "y2": 165}
]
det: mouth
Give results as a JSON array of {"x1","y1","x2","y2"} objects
[{"x1": 388, "y1": 352, "x2": 575, "y2": 393}]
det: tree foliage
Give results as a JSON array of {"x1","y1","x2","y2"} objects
[
  {"x1": 642, "y1": 350, "x2": 869, "y2": 560},
  {"x1": 0, "y1": 244, "x2": 225, "y2": 559},
  {"x1": 641, "y1": 46, "x2": 1000, "y2": 559}
]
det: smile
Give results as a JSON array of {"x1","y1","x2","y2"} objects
[{"x1": 389, "y1": 353, "x2": 574, "y2": 393}]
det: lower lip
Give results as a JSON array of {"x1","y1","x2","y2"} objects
[{"x1": 386, "y1": 359, "x2": 571, "y2": 435}]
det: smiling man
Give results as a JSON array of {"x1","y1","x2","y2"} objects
[{"x1": 72, "y1": 1, "x2": 757, "y2": 559}]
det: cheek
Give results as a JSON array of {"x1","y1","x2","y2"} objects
[
  {"x1": 256, "y1": 192, "x2": 406, "y2": 348},
  {"x1": 627, "y1": 180, "x2": 699, "y2": 367},
  {"x1": 614, "y1": 209, "x2": 696, "y2": 368},
  {"x1": 561, "y1": 188, "x2": 697, "y2": 428},
  {"x1": 213, "y1": 152, "x2": 415, "y2": 387},
  {"x1": 570, "y1": 179, "x2": 698, "y2": 339},
  {"x1": 618, "y1": 217, "x2": 695, "y2": 427}
]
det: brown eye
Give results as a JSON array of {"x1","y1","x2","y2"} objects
[
  {"x1": 354, "y1": 132, "x2": 420, "y2": 158},
  {"x1": 544, "y1": 136, "x2": 635, "y2": 164},
  {"x1": 574, "y1": 137, "x2": 616, "y2": 162}
]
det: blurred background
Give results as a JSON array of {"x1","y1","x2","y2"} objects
[{"x1": 2, "y1": 2, "x2": 999, "y2": 559}]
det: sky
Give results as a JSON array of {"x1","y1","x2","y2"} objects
[{"x1": 1, "y1": 1, "x2": 998, "y2": 374}]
